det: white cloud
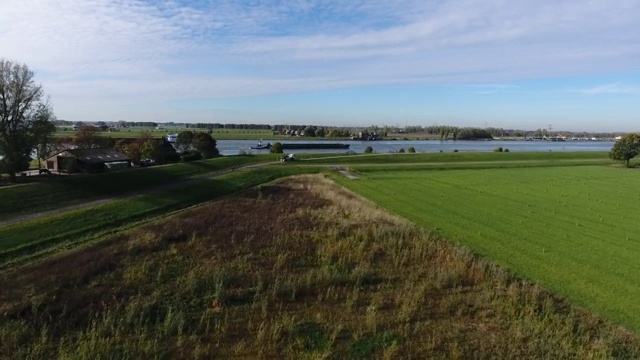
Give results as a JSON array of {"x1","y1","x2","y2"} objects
[
  {"x1": 577, "y1": 83, "x2": 640, "y2": 95},
  {"x1": 1, "y1": 0, "x2": 639, "y2": 122}
]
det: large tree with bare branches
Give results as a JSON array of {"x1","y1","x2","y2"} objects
[{"x1": 0, "y1": 59, "x2": 56, "y2": 181}]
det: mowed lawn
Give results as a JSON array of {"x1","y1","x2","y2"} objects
[{"x1": 341, "y1": 166, "x2": 640, "y2": 332}]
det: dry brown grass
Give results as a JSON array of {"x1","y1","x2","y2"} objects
[{"x1": 1, "y1": 174, "x2": 639, "y2": 359}]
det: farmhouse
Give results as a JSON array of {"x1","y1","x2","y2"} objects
[{"x1": 45, "y1": 148, "x2": 131, "y2": 173}]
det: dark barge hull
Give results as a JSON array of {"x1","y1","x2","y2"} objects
[
  {"x1": 250, "y1": 143, "x2": 350, "y2": 150},
  {"x1": 281, "y1": 143, "x2": 349, "y2": 150}
]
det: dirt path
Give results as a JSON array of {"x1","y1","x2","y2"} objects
[
  {"x1": 0, "y1": 162, "x2": 275, "y2": 228},
  {"x1": 332, "y1": 166, "x2": 360, "y2": 180}
]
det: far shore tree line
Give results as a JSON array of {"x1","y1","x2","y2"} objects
[
  {"x1": 2, "y1": 58, "x2": 639, "y2": 182},
  {"x1": 53, "y1": 120, "x2": 623, "y2": 140}
]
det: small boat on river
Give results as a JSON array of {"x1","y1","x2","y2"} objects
[{"x1": 250, "y1": 142, "x2": 271, "y2": 150}]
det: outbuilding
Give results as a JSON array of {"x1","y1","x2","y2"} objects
[{"x1": 45, "y1": 148, "x2": 131, "y2": 173}]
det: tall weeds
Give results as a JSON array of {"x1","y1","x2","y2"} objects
[{"x1": 0, "y1": 175, "x2": 638, "y2": 359}]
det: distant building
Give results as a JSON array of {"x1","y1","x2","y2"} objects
[
  {"x1": 166, "y1": 134, "x2": 178, "y2": 143},
  {"x1": 352, "y1": 131, "x2": 381, "y2": 141},
  {"x1": 45, "y1": 148, "x2": 131, "y2": 173}
]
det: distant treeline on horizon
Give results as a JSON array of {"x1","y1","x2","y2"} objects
[{"x1": 52, "y1": 120, "x2": 622, "y2": 138}]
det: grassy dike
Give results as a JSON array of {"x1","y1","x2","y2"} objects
[
  {"x1": 1, "y1": 176, "x2": 638, "y2": 358},
  {"x1": 0, "y1": 166, "x2": 323, "y2": 269},
  {"x1": 0, "y1": 155, "x2": 282, "y2": 221}
]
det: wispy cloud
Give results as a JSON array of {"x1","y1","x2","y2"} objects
[
  {"x1": 577, "y1": 83, "x2": 640, "y2": 95},
  {"x1": 1, "y1": 0, "x2": 639, "y2": 122}
]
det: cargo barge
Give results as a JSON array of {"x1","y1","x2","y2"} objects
[{"x1": 250, "y1": 142, "x2": 350, "y2": 150}]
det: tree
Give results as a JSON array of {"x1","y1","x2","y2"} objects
[
  {"x1": 364, "y1": 146, "x2": 373, "y2": 154},
  {"x1": 270, "y1": 142, "x2": 283, "y2": 154},
  {"x1": 115, "y1": 134, "x2": 160, "y2": 164},
  {"x1": 193, "y1": 132, "x2": 219, "y2": 159},
  {"x1": 141, "y1": 138, "x2": 162, "y2": 161},
  {"x1": 176, "y1": 130, "x2": 195, "y2": 151},
  {"x1": 610, "y1": 134, "x2": 640, "y2": 167},
  {"x1": 315, "y1": 127, "x2": 325, "y2": 137},
  {"x1": 303, "y1": 126, "x2": 316, "y2": 137},
  {"x1": 407, "y1": 147, "x2": 416, "y2": 153},
  {"x1": 0, "y1": 59, "x2": 56, "y2": 181},
  {"x1": 73, "y1": 125, "x2": 104, "y2": 149},
  {"x1": 32, "y1": 106, "x2": 57, "y2": 169},
  {"x1": 451, "y1": 127, "x2": 460, "y2": 140}
]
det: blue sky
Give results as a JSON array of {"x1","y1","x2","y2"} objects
[{"x1": 1, "y1": 0, "x2": 639, "y2": 131}]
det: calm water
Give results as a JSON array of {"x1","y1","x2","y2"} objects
[{"x1": 217, "y1": 139, "x2": 615, "y2": 156}]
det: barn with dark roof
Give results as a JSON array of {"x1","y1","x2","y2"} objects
[{"x1": 45, "y1": 148, "x2": 131, "y2": 173}]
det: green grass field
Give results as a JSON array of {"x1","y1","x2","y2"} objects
[
  {"x1": 305, "y1": 151, "x2": 611, "y2": 165},
  {"x1": 338, "y1": 165, "x2": 640, "y2": 332}
]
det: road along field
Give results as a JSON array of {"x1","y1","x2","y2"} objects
[
  {"x1": 337, "y1": 165, "x2": 640, "y2": 332},
  {"x1": 1, "y1": 175, "x2": 638, "y2": 358}
]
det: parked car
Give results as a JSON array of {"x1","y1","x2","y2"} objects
[
  {"x1": 280, "y1": 154, "x2": 296, "y2": 162},
  {"x1": 138, "y1": 159, "x2": 156, "y2": 167}
]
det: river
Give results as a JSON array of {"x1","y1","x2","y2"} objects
[{"x1": 216, "y1": 139, "x2": 615, "y2": 156}]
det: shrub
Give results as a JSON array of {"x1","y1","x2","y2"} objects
[
  {"x1": 453, "y1": 149, "x2": 459, "y2": 152},
  {"x1": 407, "y1": 147, "x2": 416, "y2": 153},
  {"x1": 364, "y1": 146, "x2": 373, "y2": 154},
  {"x1": 181, "y1": 150, "x2": 202, "y2": 162},
  {"x1": 165, "y1": 153, "x2": 180, "y2": 163},
  {"x1": 504, "y1": 148, "x2": 510, "y2": 152},
  {"x1": 270, "y1": 142, "x2": 283, "y2": 154},
  {"x1": 493, "y1": 147, "x2": 503, "y2": 152},
  {"x1": 398, "y1": 148, "x2": 405, "y2": 153}
]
